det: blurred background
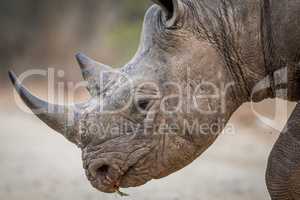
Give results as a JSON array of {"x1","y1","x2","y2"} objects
[{"x1": 0, "y1": 1, "x2": 295, "y2": 200}]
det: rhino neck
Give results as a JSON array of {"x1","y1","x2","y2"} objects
[
  {"x1": 254, "y1": 0, "x2": 300, "y2": 102},
  {"x1": 188, "y1": 0, "x2": 266, "y2": 102},
  {"x1": 190, "y1": 0, "x2": 300, "y2": 103}
]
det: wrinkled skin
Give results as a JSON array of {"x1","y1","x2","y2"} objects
[
  {"x1": 79, "y1": 3, "x2": 239, "y2": 192},
  {"x1": 9, "y1": 0, "x2": 300, "y2": 198}
]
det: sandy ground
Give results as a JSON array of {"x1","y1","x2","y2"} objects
[{"x1": 0, "y1": 88, "x2": 293, "y2": 200}]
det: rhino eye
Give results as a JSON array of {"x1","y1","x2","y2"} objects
[{"x1": 137, "y1": 99, "x2": 151, "y2": 111}]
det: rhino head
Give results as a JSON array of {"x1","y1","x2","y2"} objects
[{"x1": 9, "y1": 0, "x2": 246, "y2": 193}]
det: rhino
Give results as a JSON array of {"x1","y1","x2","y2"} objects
[{"x1": 9, "y1": 0, "x2": 300, "y2": 199}]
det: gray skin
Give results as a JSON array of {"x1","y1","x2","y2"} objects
[{"x1": 8, "y1": 0, "x2": 300, "y2": 199}]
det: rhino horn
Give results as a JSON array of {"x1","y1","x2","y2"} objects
[
  {"x1": 75, "y1": 53, "x2": 113, "y2": 80},
  {"x1": 8, "y1": 71, "x2": 82, "y2": 145},
  {"x1": 75, "y1": 53, "x2": 115, "y2": 97}
]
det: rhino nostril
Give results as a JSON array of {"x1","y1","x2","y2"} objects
[{"x1": 96, "y1": 164, "x2": 109, "y2": 176}]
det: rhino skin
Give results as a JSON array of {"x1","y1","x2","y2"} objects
[{"x1": 9, "y1": 0, "x2": 300, "y2": 199}]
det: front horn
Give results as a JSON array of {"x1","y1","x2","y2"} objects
[{"x1": 8, "y1": 71, "x2": 83, "y2": 145}]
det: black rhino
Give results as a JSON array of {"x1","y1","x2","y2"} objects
[{"x1": 9, "y1": 0, "x2": 300, "y2": 199}]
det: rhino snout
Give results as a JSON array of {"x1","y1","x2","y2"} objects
[{"x1": 87, "y1": 158, "x2": 124, "y2": 193}]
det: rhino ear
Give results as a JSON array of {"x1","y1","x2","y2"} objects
[{"x1": 152, "y1": 0, "x2": 183, "y2": 27}]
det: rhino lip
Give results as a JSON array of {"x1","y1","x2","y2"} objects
[
  {"x1": 86, "y1": 159, "x2": 122, "y2": 193},
  {"x1": 87, "y1": 154, "x2": 148, "y2": 193},
  {"x1": 85, "y1": 143, "x2": 154, "y2": 193},
  {"x1": 119, "y1": 153, "x2": 154, "y2": 188},
  {"x1": 119, "y1": 162, "x2": 148, "y2": 188}
]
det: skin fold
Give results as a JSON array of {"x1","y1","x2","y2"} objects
[
  {"x1": 266, "y1": 103, "x2": 300, "y2": 200},
  {"x1": 9, "y1": 0, "x2": 300, "y2": 198}
]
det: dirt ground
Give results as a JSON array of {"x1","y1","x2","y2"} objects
[{"x1": 0, "y1": 87, "x2": 293, "y2": 200}]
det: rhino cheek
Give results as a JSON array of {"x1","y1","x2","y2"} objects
[
  {"x1": 153, "y1": 135, "x2": 204, "y2": 178},
  {"x1": 119, "y1": 135, "x2": 207, "y2": 188}
]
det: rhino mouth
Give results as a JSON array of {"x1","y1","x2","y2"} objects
[
  {"x1": 87, "y1": 164, "x2": 121, "y2": 193},
  {"x1": 119, "y1": 155, "x2": 154, "y2": 188},
  {"x1": 85, "y1": 145, "x2": 154, "y2": 193}
]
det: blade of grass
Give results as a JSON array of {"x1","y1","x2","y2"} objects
[{"x1": 116, "y1": 189, "x2": 129, "y2": 197}]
